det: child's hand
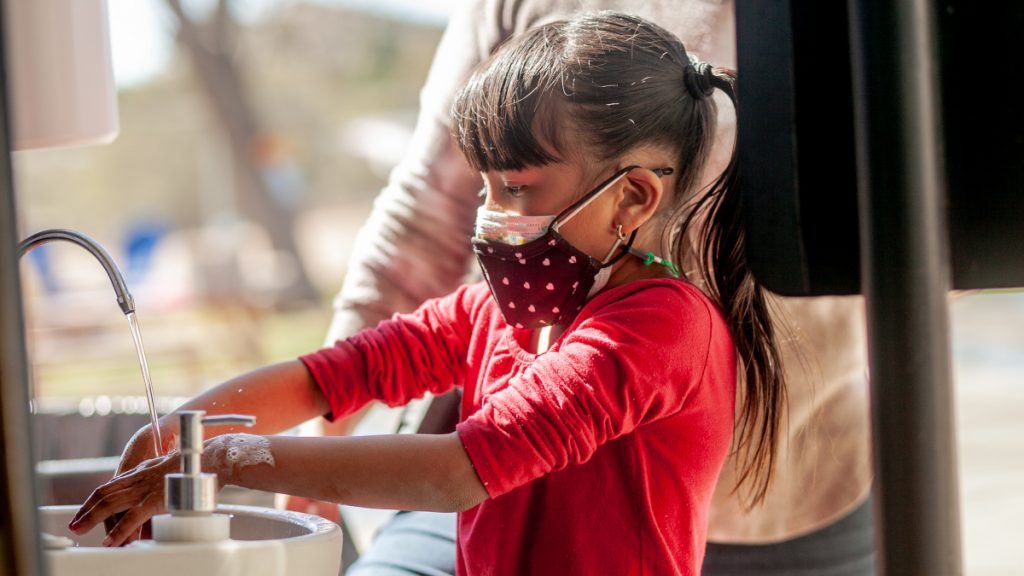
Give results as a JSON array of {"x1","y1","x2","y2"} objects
[
  {"x1": 98, "y1": 424, "x2": 178, "y2": 543},
  {"x1": 67, "y1": 451, "x2": 178, "y2": 547}
]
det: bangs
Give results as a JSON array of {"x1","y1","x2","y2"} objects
[{"x1": 452, "y1": 25, "x2": 570, "y2": 172}]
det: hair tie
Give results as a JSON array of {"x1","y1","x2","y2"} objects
[{"x1": 683, "y1": 56, "x2": 715, "y2": 100}]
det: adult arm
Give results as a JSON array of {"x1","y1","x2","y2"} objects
[
  {"x1": 327, "y1": 0, "x2": 495, "y2": 340},
  {"x1": 295, "y1": 2, "x2": 499, "y2": 524},
  {"x1": 309, "y1": 0, "x2": 495, "y2": 456}
]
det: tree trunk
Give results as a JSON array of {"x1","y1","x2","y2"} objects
[{"x1": 165, "y1": 0, "x2": 319, "y2": 306}]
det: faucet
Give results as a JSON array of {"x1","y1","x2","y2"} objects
[
  {"x1": 17, "y1": 228, "x2": 161, "y2": 455},
  {"x1": 17, "y1": 228, "x2": 135, "y2": 315}
]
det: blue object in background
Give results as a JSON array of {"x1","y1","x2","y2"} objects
[
  {"x1": 26, "y1": 245, "x2": 59, "y2": 293},
  {"x1": 123, "y1": 220, "x2": 167, "y2": 287}
]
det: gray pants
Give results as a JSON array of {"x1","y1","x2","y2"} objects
[
  {"x1": 702, "y1": 498, "x2": 876, "y2": 576},
  {"x1": 346, "y1": 498, "x2": 875, "y2": 576},
  {"x1": 346, "y1": 511, "x2": 457, "y2": 576}
]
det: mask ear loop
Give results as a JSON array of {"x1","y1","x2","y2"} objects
[
  {"x1": 607, "y1": 168, "x2": 680, "y2": 276},
  {"x1": 635, "y1": 250, "x2": 681, "y2": 277},
  {"x1": 552, "y1": 166, "x2": 676, "y2": 233},
  {"x1": 600, "y1": 224, "x2": 638, "y2": 267},
  {"x1": 615, "y1": 221, "x2": 682, "y2": 280},
  {"x1": 550, "y1": 166, "x2": 640, "y2": 233},
  {"x1": 642, "y1": 167, "x2": 680, "y2": 276},
  {"x1": 553, "y1": 166, "x2": 678, "y2": 271}
]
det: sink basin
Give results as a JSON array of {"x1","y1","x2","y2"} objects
[{"x1": 39, "y1": 504, "x2": 342, "y2": 576}]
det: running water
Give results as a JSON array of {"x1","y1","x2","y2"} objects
[{"x1": 126, "y1": 312, "x2": 163, "y2": 456}]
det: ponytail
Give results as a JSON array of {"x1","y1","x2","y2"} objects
[{"x1": 675, "y1": 67, "x2": 787, "y2": 509}]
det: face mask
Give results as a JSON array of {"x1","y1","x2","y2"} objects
[
  {"x1": 473, "y1": 165, "x2": 665, "y2": 329},
  {"x1": 474, "y1": 209, "x2": 554, "y2": 246}
]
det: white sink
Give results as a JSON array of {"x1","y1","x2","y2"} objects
[{"x1": 39, "y1": 504, "x2": 343, "y2": 576}]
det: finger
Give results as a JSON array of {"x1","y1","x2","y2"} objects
[
  {"x1": 72, "y1": 478, "x2": 114, "y2": 526},
  {"x1": 109, "y1": 517, "x2": 144, "y2": 546},
  {"x1": 104, "y1": 492, "x2": 164, "y2": 547},
  {"x1": 322, "y1": 503, "x2": 341, "y2": 523},
  {"x1": 303, "y1": 499, "x2": 340, "y2": 523},
  {"x1": 71, "y1": 489, "x2": 134, "y2": 534},
  {"x1": 316, "y1": 503, "x2": 341, "y2": 524},
  {"x1": 72, "y1": 453, "x2": 174, "y2": 531},
  {"x1": 71, "y1": 483, "x2": 152, "y2": 534},
  {"x1": 103, "y1": 513, "x2": 122, "y2": 538},
  {"x1": 71, "y1": 481, "x2": 130, "y2": 531},
  {"x1": 74, "y1": 465, "x2": 148, "y2": 520},
  {"x1": 121, "y1": 523, "x2": 145, "y2": 546},
  {"x1": 282, "y1": 496, "x2": 311, "y2": 513}
]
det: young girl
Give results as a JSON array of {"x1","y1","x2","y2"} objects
[{"x1": 70, "y1": 12, "x2": 785, "y2": 575}]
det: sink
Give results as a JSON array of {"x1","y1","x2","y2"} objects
[{"x1": 39, "y1": 504, "x2": 343, "y2": 576}]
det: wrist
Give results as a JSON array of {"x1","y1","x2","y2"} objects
[
  {"x1": 201, "y1": 433, "x2": 275, "y2": 489},
  {"x1": 202, "y1": 435, "x2": 234, "y2": 487},
  {"x1": 125, "y1": 423, "x2": 173, "y2": 453},
  {"x1": 140, "y1": 420, "x2": 179, "y2": 454}
]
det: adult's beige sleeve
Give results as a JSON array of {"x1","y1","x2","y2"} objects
[{"x1": 325, "y1": 0, "x2": 502, "y2": 345}]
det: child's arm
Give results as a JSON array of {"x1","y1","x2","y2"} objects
[
  {"x1": 167, "y1": 360, "x2": 330, "y2": 435},
  {"x1": 74, "y1": 302, "x2": 481, "y2": 546},
  {"x1": 113, "y1": 360, "x2": 331, "y2": 480},
  {"x1": 72, "y1": 431, "x2": 487, "y2": 547},
  {"x1": 228, "y1": 434, "x2": 486, "y2": 511},
  {"x1": 456, "y1": 283, "x2": 733, "y2": 500}
]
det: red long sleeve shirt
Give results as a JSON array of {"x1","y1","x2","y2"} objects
[{"x1": 300, "y1": 279, "x2": 735, "y2": 575}]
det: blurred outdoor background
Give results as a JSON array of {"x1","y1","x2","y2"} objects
[
  {"x1": 17, "y1": 0, "x2": 446, "y2": 409},
  {"x1": 14, "y1": 0, "x2": 450, "y2": 561},
  {"x1": 10, "y1": 0, "x2": 1023, "y2": 573}
]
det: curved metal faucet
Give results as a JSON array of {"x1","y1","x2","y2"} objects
[
  {"x1": 17, "y1": 228, "x2": 135, "y2": 315},
  {"x1": 17, "y1": 228, "x2": 162, "y2": 455}
]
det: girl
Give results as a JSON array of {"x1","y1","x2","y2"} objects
[{"x1": 70, "y1": 12, "x2": 785, "y2": 575}]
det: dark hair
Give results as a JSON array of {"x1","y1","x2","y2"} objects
[{"x1": 452, "y1": 11, "x2": 786, "y2": 508}]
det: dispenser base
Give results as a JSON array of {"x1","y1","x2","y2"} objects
[{"x1": 151, "y1": 513, "x2": 231, "y2": 543}]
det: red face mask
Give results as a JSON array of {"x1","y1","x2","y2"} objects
[{"x1": 472, "y1": 165, "x2": 672, "y2": 328}]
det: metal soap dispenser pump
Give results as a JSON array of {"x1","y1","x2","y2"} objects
[{"x1": 151, "y1": 410, "x2": 256, "y2": 543}]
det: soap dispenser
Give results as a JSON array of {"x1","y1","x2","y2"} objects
[{"x1": 151, "y1": 410, "x2": 256, "y2": 543}]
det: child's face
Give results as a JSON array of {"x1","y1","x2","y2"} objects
[{"x1": 480, "y1": 161, "x2": 623, "y2": 262}]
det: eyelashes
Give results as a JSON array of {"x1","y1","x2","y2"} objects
[
  {"x1": 504, "y1": 184, "x2": 526, "y2": 197},
  {"x1": 478, "y1": 184, "x2": 528, "y2": 198}
]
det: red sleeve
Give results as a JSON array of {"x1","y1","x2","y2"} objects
[
  {"x1": 300, "y1": 283, "x2": 487, "y2": 421},
  {"x1": 456, "y1": 283, "x2": 733, "y2": 498}
]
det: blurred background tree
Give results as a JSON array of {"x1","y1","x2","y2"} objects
[
  {"x1": 165, "y1": 0, "x2": 320, "y2": 305},
  {"x1": 15, "y1": 0, "x2": 445, "y2": 404}
]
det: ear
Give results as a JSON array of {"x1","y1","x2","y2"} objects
[{"x1": 611, "y1": 168, "x2": 665, "y2": 235}]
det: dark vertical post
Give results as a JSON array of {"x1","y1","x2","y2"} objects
[
  {"x1": 847, "y1": 0, "x2": 962, "y2": 574},
  {"x1": 0, "y1": 2, "x2": 45, "y2": 575}
]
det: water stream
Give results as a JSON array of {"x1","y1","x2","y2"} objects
[{"x1": 126, "y1": 312, "x2": 163, "y2": 456}]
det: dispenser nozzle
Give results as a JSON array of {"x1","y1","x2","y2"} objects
[{"x1": 168, "y1": 410, "x2": 257, "y2": 514}]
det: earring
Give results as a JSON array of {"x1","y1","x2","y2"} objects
[{"x1": 615, "y1": 224, "x2": 627, "y2": 242}]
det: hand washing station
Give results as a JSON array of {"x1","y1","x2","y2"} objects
[
  {"x1": 14, "y1": 231, "x2": 343, "y2": 574},
  {"x1": 37, "y1": 410, "x2": 343, "y2": 575},
  {"x1": 39, "y1": 504, "x2": 342, "y2": 576},
  {"x1": 0, "y1": 3, "x2": 341, "y2": 572}
]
